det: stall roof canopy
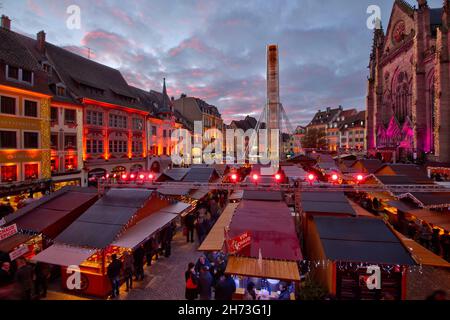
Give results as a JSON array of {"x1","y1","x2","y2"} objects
[
  {"x1": 374, "y1": 175, "x2": 432, "y2": 185},
  {"x1": 404, "y1": 209, "x2": 450, "y2": 231},
  {"x1": 228, "y1": 200, "x2": 302, "y2": 261},
  {"x1": 225, "y1": 256, "x2": 301, "y2": 282},
  {"x1": 229, "y1": 190, "x2": 244, "y2": 201},
  {"x1": 190, "y1": 188, "x2": 210, "y2": 200},
  {"x1": 157, "y1": 186, "x2": 191, "y2": 196},
  {"x1": 113, "y1": 202, "x2": 190, "y2": 250},
  {"x1": 351, "y1": 159, "x2": 383, "y2": 174},
  {"x1": 113, "y1": 208, "x2": 179, "y2": 249},
  {"x1": 0, "y1": 233, "x2": 33, "y2": 253},
  {"x1": 198, "y1": 203, "x2": 239, "y2": 252},
  {"x1": 183, "y1": 167, "x2": 218, "y2": 183},
  {"x1": 243, "y1": 190, "x2": 283, "y2": 201},
  {"x1": 400, "y1": 192, "x2": 450, "y2": 209},
  {"x1": 281, "y1": 166, "x2": 307, "y2": 180},
  {"x1": 300, "y1": 192, "x2": 356, "y2": 216},
  {"x1": 56, "y1": 189, "x2": 153, "y2": 249},
  {"x1": 32, "y1": 244, "x2": 95, "y2": 267},
  {"x1": 374, "y1": 164, "x2": 432, "y2": 184},
  {"x1": 394, "y1": 231, "x2": 450, "y2": 268},
  {"x1": 313, "y1": 216, "x2": 415, "y2": 265},
  {"x1": 162, "y1": 168, "x2": 191, "y2": 181},
  {"x1": 7, "y1": 188, "x2": 97, "y2": 236}
]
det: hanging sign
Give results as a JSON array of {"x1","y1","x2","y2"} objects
[
  {"x1": 9, "y1": 244, "x2": 29, "y2": 261},
  {"x1": 0, "y1": 224, "x2": 18, "y2": 241},
  {"x1": 227, "y1": 231, "x2": 251, "y2": 255}
]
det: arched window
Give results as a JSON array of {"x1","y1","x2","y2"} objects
[{"x1": 393, "y1": 71, "x2": 410, "y2": 123}]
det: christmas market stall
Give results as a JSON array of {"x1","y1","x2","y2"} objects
[
  {"x1": 32, "y1": 188, "x2": 182, "y2": 298},
  {"x1": 224, "y1": 195, "x2": 302, "y2": 300},
  {"x1": 0, "y1": 187, "x2": 98, "y2": 262},
  {"x1": 304, "y1": 216, "x2": 416, "y2": 300}
]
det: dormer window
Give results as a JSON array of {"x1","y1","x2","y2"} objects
[
  {"x1": 42, "y1": 62, "x2": 51, "y2": 73},
  {"x1": 56, "y1": 84, "x2": 66, "y2": 96},
  {"x1": 6, "y1": 65, "x2": 34, "y2": 85}
]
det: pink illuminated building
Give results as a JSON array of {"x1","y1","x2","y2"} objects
[{"x1": 366, "y1": 0, "x2": 450, "y2": 162}]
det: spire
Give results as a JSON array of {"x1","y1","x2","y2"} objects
[{"x1": 159, "y1": 77, "x2": 173, "y2": 115}]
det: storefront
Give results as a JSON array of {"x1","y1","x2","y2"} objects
[
  {"x1": 33, "y1": 189, "x2": 190, "y2": 298},
  {"x1": 0, "y1": 187, "x2": 98, "y2": 261},
  {"x1": 0, "y1": 179, "x2": 52, "y2": 211}
]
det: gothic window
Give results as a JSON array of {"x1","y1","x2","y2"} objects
[{"x1": 393, "y1": 72, "x2": 410, "y2": 123}]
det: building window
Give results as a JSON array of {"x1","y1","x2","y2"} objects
[
  {"x1": 42, "y1": 62, "x2": 51, "y2": 73},
  {"x1": 57, "y1": 86, "x2": 65, "y2": 96},
  {"x1": 152, "y1": 126, "x2": 157, "y2": 136},
  {"x1": 1, "y1": 165, "x2": 17, "y2": 183},
  {"x1": 132, "y1": 141, "x2": 143, "y2": 153},
  {"x1": 7, "y1": 66, "x2": 19, "y2": 80},
  {"x1": 24, "y1": 163, "x2": 39, "y2": 180},
  {"x1": 51, "y1": 158, "x2": 58, "y2": 173},
  {"x1": 86, "y1": 111, "x2": 104, "y2": 126},
  {"x1": 64, "y1": 134, "x2": 77, "y2": 150},
  {"x1": 22, "y1": 70, "x2": 32, "y2": 83},
  {"x1": 24, "y1": 132, "x2": 39, "y2": 149},
  {"x1": 86, "y1": 139, "x2": 103, "y2": 154},
  {"x1": 51, "y1": 107, "x2": 58, "y2": 122},
  {"x1": 24, "y1": 100, "x2": 38, "y2": 117},
  {"x1": 51, "y1": 134, "x2": 58, "y2": 149},
  {"x1": 0, "y1": 131, "x2": 17, "y2": 149},
  {"x1": 109, "y1": 140, "x2": 127, "y2": 153},
  {"x1": 64, "y1": 109, "x2": 76, "y2": 124},
  {"x1": 0, "y1": 96, "x2": 16, "y2": 115},
  {"x1": 65, "y1": 157, "x2": 76, "y2": 171},
  {"x1": 109, "y1": 114, "x2": 127, "y2": 129},
  {"x1": 163, "y1": 147, "x2": 167, "y2": 155},
  {"x1": 132, "y1": 118, "x2": 143, "y2": 131},
  {"x1": 163, "y1": 130, "x2": 167, "y2": 138}
]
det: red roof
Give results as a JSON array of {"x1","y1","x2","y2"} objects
[{"x1": 228, "y1": 200, "x2": 302, "y2": 261}]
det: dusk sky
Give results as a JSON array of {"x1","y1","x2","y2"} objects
[{"x1": 1, "y1": 0, "x2": 443, "y2": 125}]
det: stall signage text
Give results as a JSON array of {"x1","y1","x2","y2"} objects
[
  {"x1": 9, "y1": 245, "x2": 29, "y2": 261},
  {"x1": 227, "y1": 231, "x2": 251, "y2": 254},
  {"x1": 0, "y1": 224, "x2": 18, "y2": 241}
]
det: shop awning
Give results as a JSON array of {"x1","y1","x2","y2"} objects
[
  {"x1": 406, "y1": 209, "x2": 450, "y2": 231},
  {"x1": 32, "y1": 244, "x2": 95, "y2": 267},
  {"x1": 190, "y1": 188, "x2": 210, "y2": 200},
  {"x1": 281, "y1": 166, "x2": 307, "y2": 180},
  {"x1": 225, "y1": 256, "x2": 301, "y2": 282},
  {"x1": 160, "y1": 202, "x2": 191, "y2": 214},
  {"x1": 157, "y1": 187, "x2": 191, "y2": 196},
  {"x1": 198, "y1": 203, "x2": 239, "y2": 252},
  {"x1": 112, "y1": 211, "x2": 177, "y2": 249},
  {"x1": 301, "y1": 192, "x2": 356, "y2": 216},
  {"x1": 0, "y1": 233, "x2": 34, "y2": 253},
  {"x1": 394, "y1": 231, "x2": 450, "y2": 268}
]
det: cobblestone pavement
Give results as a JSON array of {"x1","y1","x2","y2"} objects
[{"x1": 118, "y1": 232, "x2": 201, "y2": 300}]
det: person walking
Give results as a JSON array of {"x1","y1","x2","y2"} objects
[
  {"x1": 34, "y1": 260, "x2": 50, "y2": 298},
  {"x1": 441, "y1": 231, "x2": 450, "y2": 261},
  {"x1": 133, "y1": 245, "x2": 145, "y2": 281},
  {"x1": 195, "y1": 255, "x2": 211, "y2": 274},
  {"x1": 185, "y1": 212, "x2": 196, "y2": 243},
  {"x1": 14, "y1": 257, "x2": 34, "y2": 300},
  {"x1": 198, "y1": 266, "x2": 213, "y2": 300},
  {"x1": 185, "y1": 262, "x2": 199, "y2": 300},
  {"x1": 107, "y1": 254, "x2": 123, "y2": 299},
  {"x1": 277, "y1": 283, "x2": 291, "y2": 300},
  {"x1": 122, "y1": 251, "x2": 134, "y2": 292}
]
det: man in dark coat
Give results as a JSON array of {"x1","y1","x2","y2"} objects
[
  {"x1": 133, "y1": 245, "x2": 145, "y2": 281},
  {"x1": 14, "y1": 257, "x2": 34, "y2": 300},
  {"x1": 34, "y1": 261, "x2": 51, "y2": 298},
  {"x1": 198, "y1": 266, "x2": 213, "y2": 300},
  {"x1": 185, "y1": 213, "x2": 196, "y2": 243},
  {"x1": 214, "y1": 274, "x2": 236, "y2": 300},
  {"x1": 107, "y1": 254, "x2": 123, "y2": 298}
]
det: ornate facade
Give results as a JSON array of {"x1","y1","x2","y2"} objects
[{"x1": 366, "y1": 0, "x2": 450, "y2": 162}]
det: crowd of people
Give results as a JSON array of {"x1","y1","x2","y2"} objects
[{"x1": 0, "y1": 256, "x2": 50, "y2": 300}]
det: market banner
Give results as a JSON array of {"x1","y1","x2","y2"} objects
[
  {"x1": 9, "y1": 244, "x2": 29, "y2": 261},
  {"x1": 227, "y1": 231, "x2": 251, "y2": 255},
  {"x1": 0, "y1": 224, "x2": 18, "y2": 241}
]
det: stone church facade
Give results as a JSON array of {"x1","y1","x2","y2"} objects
[{"x1": 366, "y1": 0, "x2": 450, "y2": 163}]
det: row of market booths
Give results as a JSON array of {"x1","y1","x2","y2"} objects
[
  {"x1": 0, "y1": 187, "x2": 99, "y2": 264},
  {"x1": 31, "y1": 188, "x2": 192, "y2": 298},
  {"x1": 199, "y1": 190, "x2": 302, "y2": 300}
]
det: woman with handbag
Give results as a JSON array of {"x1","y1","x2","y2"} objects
[{"x1": 185, "y1": 262, "x2": 199, "y2": 300}]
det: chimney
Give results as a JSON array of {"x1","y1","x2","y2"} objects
[
  {"x1": 37, "y1": 30, "x2": 46, "y2": 53},
  {"x1": 1, "y1": 15, "x2": 11, "y2": 30}
]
